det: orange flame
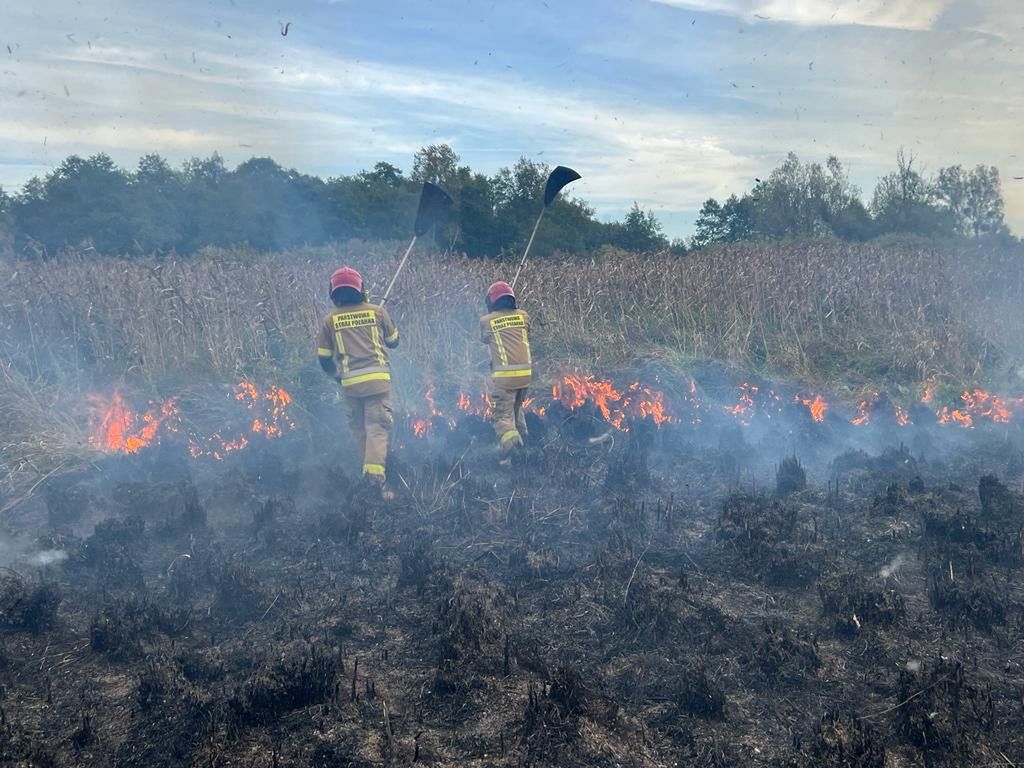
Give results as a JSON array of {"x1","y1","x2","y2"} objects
[
  {"x1": 937, "y1": 406, "x2": 973, "y2": 429},
  {"x1": 724, "y1": 383, "x2": 757, "y2": 425},
  {"x1": 92, "y1": 382, "x2": 294, "y2": 459},
  {"x1": 795, "y1": 394, "x2": 828, "y2": 423},
  {"x1": 851, "y1": 400, "x2": 871, "y2": 427},
  {"x1": 935, "y1": 389, "x2": 1020, "y2": 429},
  {"x1": 895, "y1": 404, "x2": 911, "y2": 427},
  {"x1": 627, "y1": 382, "x2": 672, "y2": 426},
  {"x1": 89, "y1": 392, "x2": 180, "y2": 453},
  {"x1": 552, "y1": 374, "x2": 672, "y2": 431},
  {"x1": 921, "y1": 384, "x2": 935, "y2": 404},
  {"x1": 425, "y1": 386, "x2": 442, "y2": 417}
]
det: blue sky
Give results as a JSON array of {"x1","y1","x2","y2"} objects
[{"x1": 2, "y1": 0, "x2": 1022, "y2": 237}]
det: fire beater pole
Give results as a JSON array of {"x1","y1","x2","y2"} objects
[
  {"x1": 510, "y1": 165, "x2": 581, "y2": 290},
  {"x1": 511, "y1": 210, "x2": 545, "y2": 289},
  {"x1": 381, "y1": 236, "x2": 417, "y2": 305},
  {"x1": 380, "y1": 182, "x2": 453, "y2": 305}
]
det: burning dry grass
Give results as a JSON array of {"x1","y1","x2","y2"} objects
[{"x1": 1, "y1": 238, "x2": 1023, "y2": 490}]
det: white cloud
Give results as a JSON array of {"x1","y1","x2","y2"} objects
[
  {"x1": 0, "y1": 35, "x2": 759, "y2": 226},
  {"x1": 651, "y1": 0, "x2": 947, "y2": 30}
]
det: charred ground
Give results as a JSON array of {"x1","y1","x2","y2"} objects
[{"x1": 2, "y1": 400, "x2": 1024, "y2": 768}]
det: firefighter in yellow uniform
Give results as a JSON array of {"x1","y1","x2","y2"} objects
[
  {"x1": 317, "y1": 267, "x2": 399, "y2": 498},
  {"x1": 480, "y1": 281, "x2": 532, "y2": 455}
]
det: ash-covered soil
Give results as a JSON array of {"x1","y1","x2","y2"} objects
[{"x1": 2, "y1": 407, "x2": 1024, "y2": 767}]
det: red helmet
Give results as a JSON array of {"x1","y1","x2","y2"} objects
[
  {"x1": 330, "y1": 267, "x2": 363, "y2": 295},
  {"x1": 486, "y1": 281, "x2": 515, "y2": 308}
]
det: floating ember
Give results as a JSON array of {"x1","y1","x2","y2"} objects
[{"x1": 723, "y1": 384, "x2": 784, "y2": 426}]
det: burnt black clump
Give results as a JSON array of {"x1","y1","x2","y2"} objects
[
  {"x1": 227, "y1": 641, "x2": 339, "y2": 729},
  {"x1": 819, "y1": 570, "x2": 904, "y2": 636},
  {"x1": 804, "y1": 709, "x2": 886, "y2": 768},
  {"x1": 0, "y1": 574, "x2": 62, "y2": 633},
  {"x1": 894, "y1": 659, "x2": 994, "y2": 764},
  {"x1": 776, "y1": 455, "x2": 807, "y2": 495}
]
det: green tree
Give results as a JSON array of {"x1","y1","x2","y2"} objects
[
  {"x1": 130, "y1": 154, "x2": 185, "y2": 251},
  {"x1": 616, "y1": 203, "x2": 669, "y2": 252},
  {"x1": 692, "y1": 198, "x2": 726, "y2": 248},
  {"x1": 691, "y1": 194, "x2": 755, "y2": 248},
  {"x1": 721, "y1": 194, "x2": 755, "y2": 241},
  {"x1": 829, "y1": 197, "x2": 874, "y2": 241},
  {"x1": 450, "y1": 165, "x2": 499, "y2": 256},
  {"x1": 227, "y1": 158, "x2": 328, "y2": 249},
  {"x1": 751, "y1": 153, "x2": 862, "y2": 239},
  {"x1": 0, "y1": 185, "x2": 12, "y2": 255},
  {"x1": 179, "y1": 153, "x2": 240, "y2": 251},
  {"x1": 935, "y1": 164, "x2": 1007, "y2": 238},
  {"x1": 411, "y1": 144, "x2": 461, "y2": 188},
  {"x1": 18, "y1": 154, "x2": 135, "y2": 253},
  {"x1": 871, "y1": 150, "x2": 953, "y2": 237}
]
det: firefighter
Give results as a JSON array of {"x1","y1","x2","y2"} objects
[
  {"x1": 480, "y1": 281, "x2": 532, "y2": 457},
  {"x1": 317, "y1": 267, "x2": 399, "y2": 499}
]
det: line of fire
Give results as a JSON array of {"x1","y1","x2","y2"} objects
[{"x1": 88, "y1": 375, "x2": 1024, "y2": 458}]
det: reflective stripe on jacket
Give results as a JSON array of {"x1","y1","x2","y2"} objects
[
  {"x1": 317, "y1": 302, "x2": 399, "y2": 397},
  {"x1": 480, "y1": 309, "x2": 532, "y2": 390}
]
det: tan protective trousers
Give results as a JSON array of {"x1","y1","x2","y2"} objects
[
  {"x1": 345, "y1": 392, "x2": 393, "y2": 481},
  {"x1": 491, "y1": 387, "x2": 528, "y2": 452}
]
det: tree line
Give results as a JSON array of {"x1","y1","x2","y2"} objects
[
  {"x1": 692, "y1": 150, "x2": 1013, "y2": 248},
  {"x1": 0, "y1": 145, "x2": 669, "y2": 258},
  {"x1": 0, "y1": 144, "x2": 1015, "y2": 259}
]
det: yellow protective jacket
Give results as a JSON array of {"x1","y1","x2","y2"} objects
[
  {"x1": 317, "y1": 301, "x2": 399, "y2": 397},
  {"x1": 480, "y1": 308, "x2": 532, "y2": 390}
]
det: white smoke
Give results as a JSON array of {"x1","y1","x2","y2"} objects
[
  {"x1": 25, "y1": 549, "x2": 68, "y2": 567},
  {"x1": 879, "y1": 553, "x2": 907, "y2": 579}
]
